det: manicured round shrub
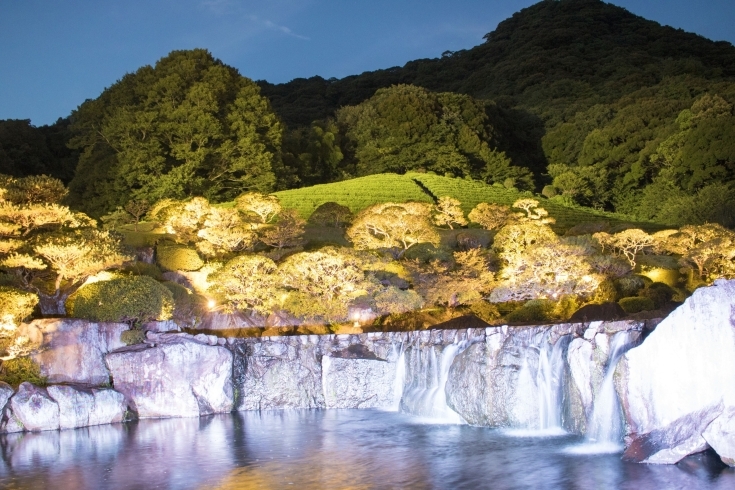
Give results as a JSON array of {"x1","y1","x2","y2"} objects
[
  {"x1": 614, "y1": 275, "x2": 647, "y2": 297},
  {"x1": 122, "y1": 262, "x2": 164, "y2": 280},
  {"x1": 640, "y1": 282, "x2": 676, "y2": 309},
  {"x1": 308, "y1": 202, "x2": 353, "y2": 227},
  {"x1": 156, "y1": 245, "x2": 204, "y2": 271},
  {"x1": 0, "y1": 287, "x2": 38, "y2": 325},
  {"x1": 506, "y1": 299, "x2": 556, "y2": 323},
  {"x1": 0, "y1": 357, "x2": 46, "y2": 388},
  {"x1": 68, "y1": 275, "x2": 174, "y2": 324},
  {"x1": 618, "y1": 296, "x2": 655, "y2": 314}
]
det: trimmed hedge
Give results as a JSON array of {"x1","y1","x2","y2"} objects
[
  {"x1": 156, "y1": 245, "x2": 204, "y2": 271},
  {"x1": 618, "y1": 296, "x2": 655, "y2": 314},
  {"x1": 68, "y1": 275, "x2": 174, "y2": 324},
  {"x1": 0, "y1": 357, "x2": 46, "y2": 388}
]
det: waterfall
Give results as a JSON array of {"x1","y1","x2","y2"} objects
[
  {"x1": 568, "y1": 330, "x2": 638, "y2": 454},
  {"x1": 391, "y1": 344, "x2": 406, "y2": 411},
  {"x1": 509, "y1": 332, "x2": 568, "y2": 435},
  {"x1": 400, "y1": 341, "x2": 465, "y2": 423},
  {"x1": 536, "y1": 336, "x2": 567, "y2": 433}
]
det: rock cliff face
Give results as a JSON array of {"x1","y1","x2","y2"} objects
[
  {"x1": 3, "y1": 280, "x2": 734, "y2": 467},
  {"x1": 105, "y1": 334, "x2": 234, "y2": 418},
  {"x1": 25, "y1": 319, "x2": 128, "y2": 385},
  {"x1": 616, "y1": 279, "x2": 735, "y2": 465}
]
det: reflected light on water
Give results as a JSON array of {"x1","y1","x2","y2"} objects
[{"x1": 0, "y1": 410, "x2": 733, "y2": 490}]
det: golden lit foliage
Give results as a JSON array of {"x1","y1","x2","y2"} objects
[
  {"x1": 407, "y1": 248, "x2": 495, "y2": 307},
  {"x1": 468, "y1": 202, "x2": 516, "y2": 231},
  {"x1": 593, "y1": 228, "x2": 654, "y2": 267},
  {"x1": 207, "y1": 255, "x2": 278, "y2": 314},
  {"x1": 433, "y1": 196, "x2": 467, "y2": 229},
  {"x1": 259, "y1": 209, "x2": 306, "y2": 250},
  {"x1": 347, "y1": 202, "x2": 439, "y2": 256},
  {"x1": 235, "y1": 192, "x2": 281, "y2": 224},
  {"x1": 278, "y1": 247, "x2": 376, "y2": 320},
  {"x1": 33, "y1": 230, "x2": 130, "y2": 292}
]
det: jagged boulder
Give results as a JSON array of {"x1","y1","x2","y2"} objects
[
  {"x1": 0, "y1": 381, "x2": 13, "y2": 411},
  {"x1": 27, "y1": 319, "x2": 128, "y2": 386},
  {"x1": 10, "y1": 383, "x2": 60, "y2": 431},
  {"x1": 238, "y1": 337, "x2": 324, "y2": 410},
  {"x1": 47, "y1": 385, "x2": 127, "y2": 429},
  {"x1": 617, "y1": 279, "x2": 735, "y2": 465},
  {"x1": 105, "y1": 334, "x2": 234, "y2": 418},
  {"x1": 322, "y1": 357, "x2": 397, "y2": 409}
]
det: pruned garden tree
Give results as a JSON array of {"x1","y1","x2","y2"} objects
[
  {"x1": 433, "y1": 196, "x2": 467, "y2": 229},
  {"x1": 593, "y1": 228, "x2": 654, "y2": 267},
  {"x1": 308, "y1": 202, "x2": 353, "y2": 228},
  {"x1": 278, "y1": 247, "x2": 377, "y2": 321},
  {"x1": 347, "y1": 202, "x2": 439, "y2": 258},
  {"x1": 407, "y1": 248, "x2": 495, "y2": 307},
  {"x1": 468, "y1": 202, "x2": 517, "y2": 231},
  {"x1": 235, "y1": 192, "x2": 281, "y2": 225},
  {"x1": 207, "y1": 255, "x2": 278, "y2": 314},
  {"x1": 259, "y1": 209, "x2": 306, "y2": 250},
  {"x1": 490, "y1": 239, "x2": 601, "y2": 302}
]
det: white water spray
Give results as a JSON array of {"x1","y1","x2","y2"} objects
[
  {"x1": 391, "y1": 344, "x2": 406, "y2": 411},
  {"x1": 400, "y1": 341, "x2": 466, "y2": 423},
  {"x1": 508, "y1": 333, "x2": 568, "y2": 436},
  {"x1": 567, "y1": 331, "x2": 637, "y2": 454}
]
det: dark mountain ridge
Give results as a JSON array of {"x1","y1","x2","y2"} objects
[{"x1": 259, "y1": 0, "x2": 735, "y2": 128}]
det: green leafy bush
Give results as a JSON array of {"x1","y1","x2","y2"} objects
[
  {"x1": 0, "y1": 357, "x2": 46, "y2": 388},
  {"x1": 0, "y1": 287, "x2": 38, "y2": 325},
  {"x1": 122, "y1": 262, "x2": 164, "y2": 280},
  {"x1": 120, "y1": 329, "x2": 146, "y2": 345},
  {"x1": 614, "y1": 275, "x2": 647, "y2": 297},
  {"x1": 67, "y1": 275, "x2": 174, "y2": 325},
  {"x1": 163, "y1": 281, "x2": 207, "y2": 327},
  {"x1": 640, "y1": 282, "x2": 676, "y2": 308},
  {"x1": 156, "y1": 245, "x2": 204, "y2": 271},
  {"x1": 618, "y1": 296, "x2": 656, "y2": 314},
  {"x1": 507, "y1": 299, "x2": 556, "y2": 323}
]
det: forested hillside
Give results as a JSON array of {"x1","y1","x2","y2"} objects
[
  {"x1": 2, "y1": 0, "x2": 734, "y2": 227},
  {"x1": 262, "y1": 0, "x2": 735, "y2": 226}
]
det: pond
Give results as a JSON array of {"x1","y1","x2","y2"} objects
[{"x1": 0, "y1": 410, "x2": 732, "y2": 489}]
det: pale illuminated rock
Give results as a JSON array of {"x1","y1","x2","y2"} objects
[
  {"x1": 106, "y1": 334, "x2": 234, "y2": 418},
  {"x1": 10, "y1": 383, "x2": 60, "y2": 431},
  {"x1": 617, "y1": 279, "x2": 735, "y2": 465}
]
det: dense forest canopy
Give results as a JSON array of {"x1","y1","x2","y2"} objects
[
  {"x1": 65, "y1": 49, "x2": 284, "y2": 217},
  {"x1": 2, "y1": 0, "x2": 734, "y2": 227}
]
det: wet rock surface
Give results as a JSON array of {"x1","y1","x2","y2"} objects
[
  {"x1": 10, "y1": 383, "x2": 60, "y2": 432},
  {"x1": 27, "y1": 319, "x2": 128, "y2": 386},
  {"x1": 322, "y1": 357, "x2": 397, "y2": 409},
  {"x1": 105, "y1": 334, "x2": 234, "y2": 418},
  {"x1": 617, "y1": 279, "x2": 735, "y2": 466}
]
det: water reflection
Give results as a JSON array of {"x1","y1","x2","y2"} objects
[{"x1": 0, "y1": 410, "x2": 732, "y2": 489}]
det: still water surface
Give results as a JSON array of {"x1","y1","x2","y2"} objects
[{"x1": 0, "y1": 410, "x2": 732, "y2": 489}]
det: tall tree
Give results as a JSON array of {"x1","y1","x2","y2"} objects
[{"x1": 67, "y1": 49, "x2": 284, "y2": 216}]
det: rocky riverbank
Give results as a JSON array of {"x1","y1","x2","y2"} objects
[{"x1": 1, "y1": 280, "x2": 734, "y2": 467}]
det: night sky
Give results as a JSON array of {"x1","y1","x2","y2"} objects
[{"x1": 2, "y1": 0, "x2": 734, "y2": 125}]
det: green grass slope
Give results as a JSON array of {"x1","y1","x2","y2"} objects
[
  {"x1": 272, "y1": 173, "x2": 433, "y2": 217},
  {"x1": 270, "y1": 172, "x2": 664, "y2": 233}
]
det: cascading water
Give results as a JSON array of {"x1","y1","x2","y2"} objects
[
  {"x1": 391, "y1": 344, "x2": 406, "y2": 411},
  {"x1": 509, "y1": 332, "x2": 569, "y2": 435},
  {"x1": 536, "y1": 336, "x2": 568, "y2": 434},
  {"x1": 568, "y1": 330, "x2": 638, "y2": 454},
  {"x1": 400, "y1": 341, "x2": 466, "y2": 423}
]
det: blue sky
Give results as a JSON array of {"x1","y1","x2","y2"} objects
[{"x1": 2, "y1": 0, "x2": 734, "y2": 126}]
